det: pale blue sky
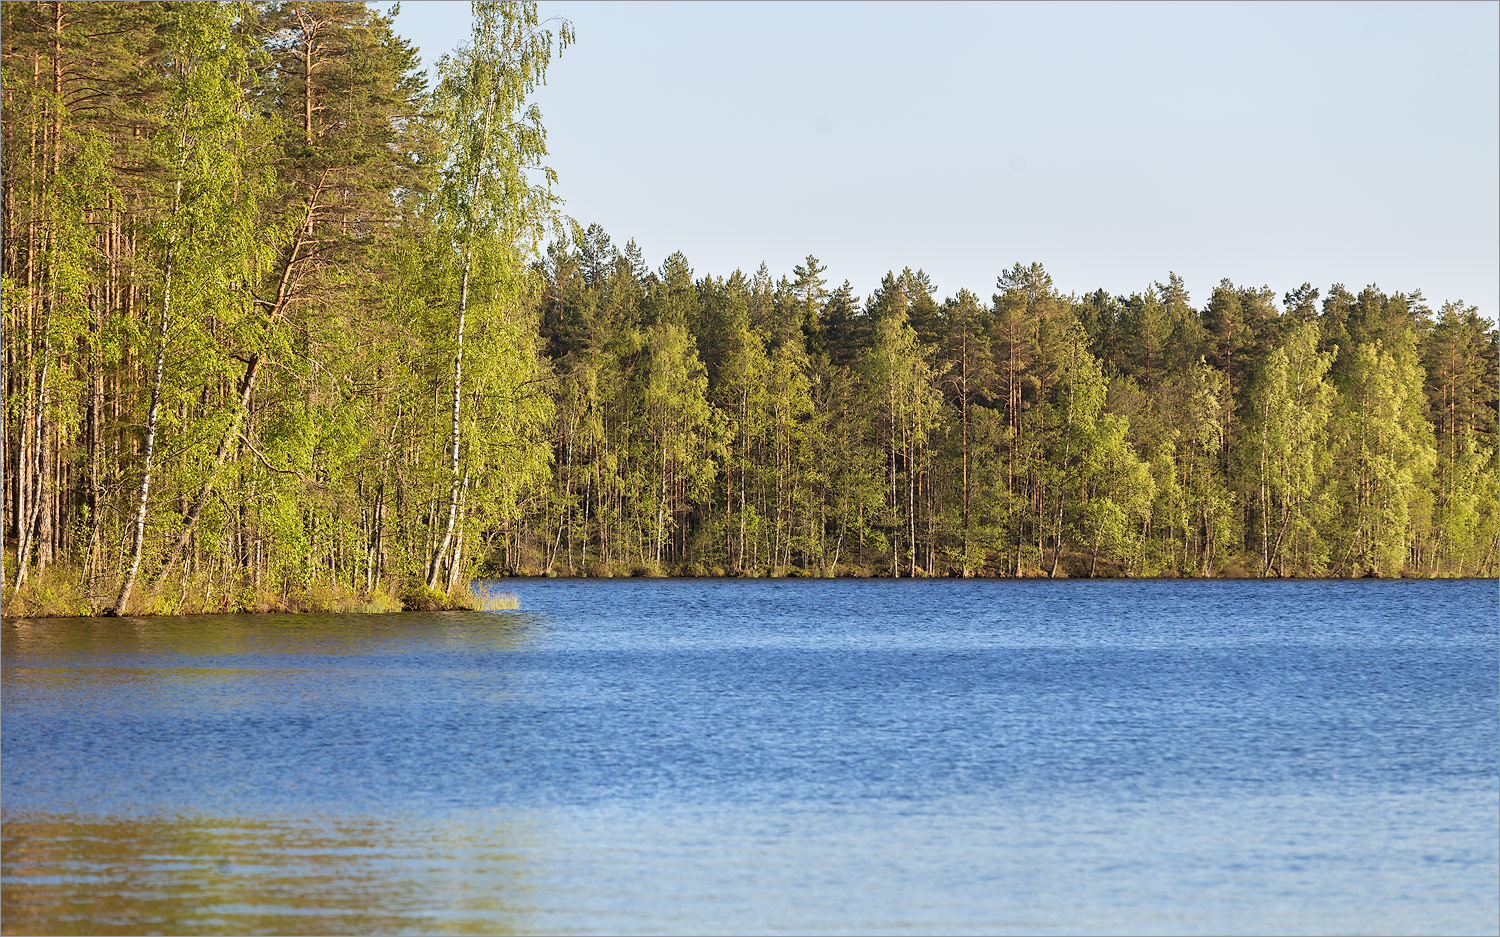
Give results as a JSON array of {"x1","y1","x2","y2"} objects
[{"x1": 390, "y1": 1, "x2": 1499, "y2": 317}]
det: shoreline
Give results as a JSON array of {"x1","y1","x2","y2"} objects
[{"x1": 5, "y1": 571, "x2": 1493, "y2": 621}]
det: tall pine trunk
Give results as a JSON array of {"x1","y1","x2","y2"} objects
[{"x1": 1048, "y1": 340, "x2": 1077, "y2": 579}]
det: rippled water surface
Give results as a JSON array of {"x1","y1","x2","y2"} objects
[{"x1": 3, "y1": 579, "x2": 1497, "y2": 934}]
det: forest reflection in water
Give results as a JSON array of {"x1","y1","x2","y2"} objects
[
  {"x1": 3, "y1": 610, "x2": 544, "y2": 935},
  {"x1": 1, "y1": 607, "x2": 540, "y2": 660},
  {"x1": 2, "y1": 811, "x2": 535, "y2": 936}
]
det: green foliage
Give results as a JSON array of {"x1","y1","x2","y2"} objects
[
  {"x1": 2, "y1": 2, "x2": 1495, "y2": 622},
  {"x1": 399, "y1": 582, "x2": 469, "y2": 612},
  {"x1": 1243, "y1": 322, "x2": 1338, "y2": 574},
  {"x1": 1328, "y1": 333, "x2": 1439, "y2": 576}
]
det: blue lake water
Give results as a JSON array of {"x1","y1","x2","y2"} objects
[{"x1": 3, "y1": 579, "x2": 1497, "y2": 934}]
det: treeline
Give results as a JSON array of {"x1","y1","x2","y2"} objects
[
  {"x1": 527, "y1": 246, "x2": 1497, "y2": 581},
  {"x1": 3, "y1": 3, "x2": 1496, "y2": 617}
]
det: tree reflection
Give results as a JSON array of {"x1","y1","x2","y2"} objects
[
  {"x1": 1, "y1": 811, "x2": 535, "y2": 935},
  {"x1": 2, "y1": 611, "x2": 541, "y2": 661}
]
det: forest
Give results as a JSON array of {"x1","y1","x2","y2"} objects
[{"x1": 4, "y1": 1, "x2": 1497, "y2": 617}]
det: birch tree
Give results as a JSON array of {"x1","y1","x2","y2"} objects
[{"x1": 426, "y1": 0, "x2": 570, "y2": 590}]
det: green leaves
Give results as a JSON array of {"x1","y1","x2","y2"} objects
[
  {"x1": 3, "y1": 1, "x2": 1496, "y2": 616},
  {"x1": 432, "y1": 0, "x2": 570, "y2": 251}
]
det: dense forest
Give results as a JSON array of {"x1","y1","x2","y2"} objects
[{"x1": 4, "y1": 1, "x2": 1497, "y2": 616}]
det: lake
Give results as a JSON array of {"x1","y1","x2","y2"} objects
[{"x1": 3, "y1": 579, "x2": 1497, "y2": 935}]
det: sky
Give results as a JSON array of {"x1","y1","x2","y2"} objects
[{"x1": 388, "y1": 1, "x2": 1499, "y2": 318}]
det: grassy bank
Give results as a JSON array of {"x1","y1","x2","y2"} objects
[
  {"x1": 8, "y1": 550, "x2": 1480, "y2": 619},
  {"x1": 2, "y1": 560, "x2": 519, "y2": 619}
]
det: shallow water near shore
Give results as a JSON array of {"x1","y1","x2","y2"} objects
[{"x1": 4, "y1": 579, "x2": 1497, "y2": 934}]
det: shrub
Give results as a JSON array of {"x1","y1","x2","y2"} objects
[
  {"x1": 399, "y1": 581, "x2": 516, "y2": 611},
  {"x1": 3, "y1": 567, "x2": 92, "y2": 618},
  {"x1": 400, "y1": 582, "x2": 458, "y2": 611}
]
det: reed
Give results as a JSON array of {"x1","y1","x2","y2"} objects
[{"x1": 477, "y1": 591, "x2": 520, "y2": 611}]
